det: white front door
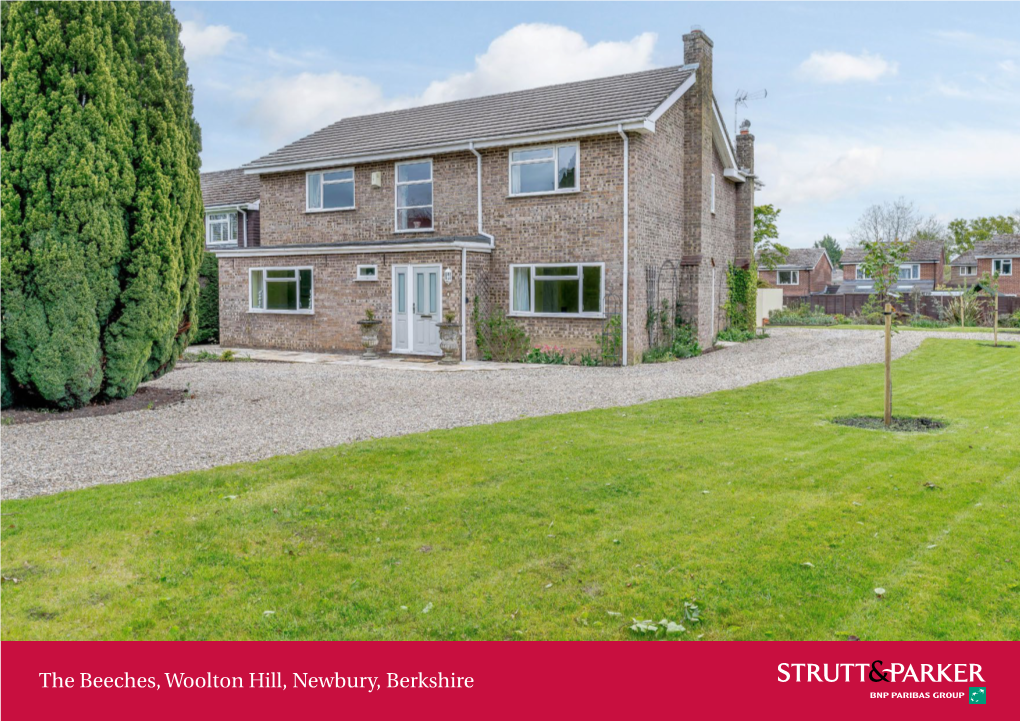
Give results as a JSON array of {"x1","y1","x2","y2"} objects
[{"x1": 392, "y1": 264, "x2": 441, "y2": 355}]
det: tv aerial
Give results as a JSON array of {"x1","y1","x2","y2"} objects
[{"x1": 734, "y1": 89, "x2": 767, "y2": 135}]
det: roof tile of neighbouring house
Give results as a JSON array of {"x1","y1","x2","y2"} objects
[
  {"x1": 757, "y1": 247, "x2": 826, "y2": 271},
  {"x1": 244, "y1": 66, "x2": 695, "y2": 170},
  {"x1": 841, "y1": 239, "x2": 944, "y2": 265},
  {"x1": 201, "y1": 168, "x2": 261, "y2": 208},
  {"x1": 951, "y1": 234, "x2": 1020, "y2": 265}
]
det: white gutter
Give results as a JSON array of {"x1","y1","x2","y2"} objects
[
  {"x1": 617, "y1": 125, "x2": 629, "y2": 367},
  {"x1": 244, "y1": 119, "x2": 652, "y2": 175},
  {"x1": 212, "y1": 240, "x2": 493, "y2": 258},
  {"x1": 467, "y1": 141, "x2": 496, "y2": 363}
]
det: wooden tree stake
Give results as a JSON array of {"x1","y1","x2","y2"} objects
[{"x1": 884, "y1": 302, "x2": 893, "y2": 427}]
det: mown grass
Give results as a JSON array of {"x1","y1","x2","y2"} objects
[{"x1": 2, "y1": 340, "x2": 1018, "y2": 641}]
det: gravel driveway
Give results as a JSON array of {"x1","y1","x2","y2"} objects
[{"x1": 1, "y1": 328, "x2": 1004, "y2": 499}]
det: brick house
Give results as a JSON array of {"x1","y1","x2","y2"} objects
[
  {"x1": 949, "y1": 235, "x2": 1019, "y2": 295},
  {"x1": 212, "y1": 29, "x2": 756, "y2": 363},
  {"x1": 757, "y1": 248, "x2": 833, "y2": 298},
  {"x1": 838, "y1": 240, "x2": 945, "y2": 295},
  {"x1": 201, "y1": 168, "x2": 261, "y2": 249}
]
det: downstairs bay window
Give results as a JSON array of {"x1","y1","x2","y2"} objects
[
  {"x1": 249, "y1": 267, "x2": 313, "y2": 313},
  {"x1": 510, "y1": 263, "x2": 604, "y2": 317}
]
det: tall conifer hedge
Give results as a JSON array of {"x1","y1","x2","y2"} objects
[{"x1": 1, "y1": 1, "x2": 203, "y2": 408}]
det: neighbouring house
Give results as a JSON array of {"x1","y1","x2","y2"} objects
[
  {"x1": 757, "y1": 247, "x2": 833, "y2": 298},
  {"x1": 949, "y1": 235, "x2": 1019, "y2": 295},
  {"x1": 212, "y1": 28, "x2": 756, "y2": 363},
  {"x1": 838, "y1": 240, "x2": 945, "y2": 295},
  {"x1": 201, "y1": 168, "x2": 261, "y2": 249}
]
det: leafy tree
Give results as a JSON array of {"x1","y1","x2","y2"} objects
[
  {"x1": 947, "y1": 215, "x2": 1020, "y2": 258},
  {"x1": 194, "y1": 252, "x2": 220, "y2": 344},
  {"x1": 754, "y1": 204, "x2": 789, "y2": 270},
  {"x1": 813, "y1": 234, "x2": 842, "y2": 267},
  {"x1": 849, "y1": 200, "x2": 918, "y2": 302},
  {"x1": 1, "y1": 2, "x2": 203, "y2": 409}
]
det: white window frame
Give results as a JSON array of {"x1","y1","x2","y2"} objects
[
  {"x1": 356, "y1": 264, "x2": 379, "y2": 282},
  {"x1": 248, "y1": 266, "x2": 314, "y2": 315},
  {"x1": 898, "y1": 263, "x2": 921, "y2": 281},
  {"x1": 959, "y1": 265, "x2": 977, "y2": 277},
  {"x1": 305, "y1": 168, "x2": 355, "y2": 212},
  {"x1": 206, "y1": 212, "x2": 237, "y2": 246},
  {"x1": 710, "y1": 173, "x2": 716, "y2": 214},
  {"x1": 777, "y1": 270, "x2": 800, "y2": 286},
  {"x1": 508, "y1": 262, "x2": 605, "y2": 318},
  {"x1": 508, "y1": 143, "x2": 581, "y2": 198},
  {"x1": 992, "y1": 258, "x2": 1013, "y2": 276},
  {"x1": 394, "y1": 159, "x2": 434, "y2": 233},
  {"x1": 855, "y1": 266, "x2": 871, "y2": 280}
]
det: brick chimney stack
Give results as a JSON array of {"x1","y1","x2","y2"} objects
[
  {"x1": 681, "y1": 26, "x2": 714, "y2": 260},
  {"x1": 736, "y1": 119, "x2": 754, "y2": 174},
  {"x1": 735, "y1": 120, "x2": 756, "y2": 266}
]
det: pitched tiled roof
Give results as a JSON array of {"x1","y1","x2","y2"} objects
[
  {"x1": 201, "y1": 168, "x2": 261, "y2": 208},
  {"x1": 841, "y1": 239, "x2": 944, "y2": 264},
  {"x1": 245, "y1": 66, "x2": 695, "y2": 170},
  {"x1": 950, "y1": 235, "x2": 1020, "y2": 265},
  {"x1": 757, "y1": 247, "x2": 826, "y2": 270}
]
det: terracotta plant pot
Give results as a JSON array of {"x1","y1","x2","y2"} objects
[
  {"x1": 437, "y1": 321, "x2": 461, "y2": 365},
  {"x1": 357, "y1": 319, "x2": 382, "y2": 359}
]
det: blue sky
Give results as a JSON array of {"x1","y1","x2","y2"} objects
[{"x1": 173, "y1": 1, "x2": 1020, "y2": 248}]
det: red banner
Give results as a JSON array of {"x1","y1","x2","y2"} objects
[{"x1": 2, "y1": 641, "x2": 1016, "y2": 719}]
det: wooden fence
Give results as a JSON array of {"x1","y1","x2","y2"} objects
[{"x1": 785, "y1": 293, "x2": 1019, "y2": 320}]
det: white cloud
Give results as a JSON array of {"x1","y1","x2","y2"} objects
[
  {"x1": 418, "y1": 23, "x2": 657, "y2": 104},
  {"x1": 241, "y1": 24, "x2": 657, "y2": 143},
  {"x1": 239, "y1": 72, "x2": 405, "y2": 144},
  {"x1": 757, "y1": 126, "x2": 1020, "y2": 246},
  {"x1": 797, "y1": 51, "x2": 898, "y2": 83},
  {"x1": 180, "y1": 20, "x2": 244, "y2": 61},
  {"x1": 931, "y1": 30, "x2": 1020, "y2": 58}
]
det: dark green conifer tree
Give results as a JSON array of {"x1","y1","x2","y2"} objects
[{"x1": 1, "y1": 2, "x2": 202, "y2": 408}]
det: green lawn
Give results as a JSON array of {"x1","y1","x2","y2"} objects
[{"x1": 3, "y1": 340, "x2": 1018, "y2": 641}]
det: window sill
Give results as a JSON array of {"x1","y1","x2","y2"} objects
[
  {"x1": 508, "y1": 312, "x2": 605, "y2": 320},
  {"x1": 354, "y1": 278, "x2": 379, "y2": 282},
  {"x1": 305, "y1": 207, "x2": 356, "y2": 214},
  {"x1": 206, "y1": 241, "x2": 238, "y2": 248},
  {"x1": 248, "y1": 309, "x2": 315, "y2": 316},
  {"x1": 394, "y1": 228, "x2": 435, "y2": 234},
  {"x1": 507, "y1": 189, "x2": 580, "y2": 199}
]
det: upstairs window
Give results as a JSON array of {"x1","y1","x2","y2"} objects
[
  {"x1": 206, "y1": 212, "x2": 237, "y2": 245},
  {"x1": 510, "y1": 263, "x2": 603, "y2": 316},
  {"x1": 395, "y1": 160, "x2": 433, "y2": 231},
  {"x1": 959, "y1": 265, "x2": 977, "y2": 276},
  {"x1": 777, "y1": 270, "x2": 800, "y2": 285},
  {"x1": 249, "y1": 267, "x2": 313, "y2": 313},
  {"x1": 992, "y1": 258, "x2": 1013, "y2": 276},
  {"x1": 855, "y1": 266, "x2": 871, "y2": 280},
  {"x1": 898, "y1": 264, "x2": 921, "y2": 280},
  {"x1": 509, "y1": 144, "x2": 578, "y2": 196},
  {"x1": 307, "y1": 168, "x2": 355, "y2": 211}
]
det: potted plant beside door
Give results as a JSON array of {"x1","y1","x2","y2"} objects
[
  {"x1": 358, "y1": 307, "x2": 382, "y2": 359},
  {"x1": 437, "y1": 311, "x2": 461, "y2": 365}
]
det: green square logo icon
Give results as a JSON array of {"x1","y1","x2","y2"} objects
[{"x1": 969, "y1": 687, "x2": 986, "y2": 704}]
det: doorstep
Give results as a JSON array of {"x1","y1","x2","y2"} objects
[{"x1": 186, "y1": 345, "x2": 549, "y2": 372}]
